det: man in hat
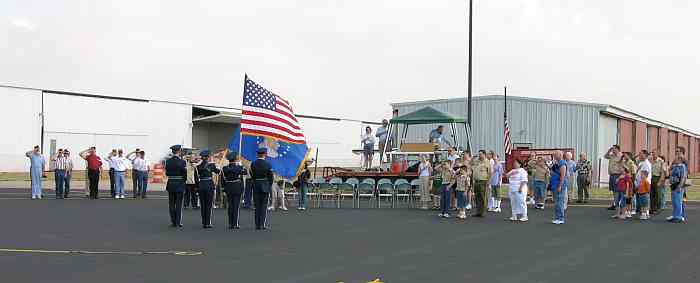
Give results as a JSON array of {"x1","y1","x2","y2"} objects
[
  {"x1": 165, "y1": 145, "x2": 187, "y2": 228},
  {"x1": 195, "y1": 149, "x2": 220, "y2": 229},
  {"x1": 250, "y1": 148, "x2": 274, "y2": 230},
  {"x1": 222, "y1": 151, "x2": 247, "y2": 229}
]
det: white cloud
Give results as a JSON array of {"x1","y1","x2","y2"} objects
[{"x1": 10, "y1": 18, "x2": 36, "y2": 31}]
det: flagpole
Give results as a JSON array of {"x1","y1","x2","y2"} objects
[
  {"x1": 467, "y1": 0, "x2": 473, "y2": 128},
  {"x1": 239, "y1": 74, "x2": 247, "y2": 160},
  {"x1": 504, "y1": 85, "x2": 507, "y2": 165}
]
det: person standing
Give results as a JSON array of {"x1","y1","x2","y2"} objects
[
  {"x1": 106, "y1": 149, "x2": 117, "y2": 198},
  {"x1": 488, "y1": 154, "x2": 503, "y2": 213},
  {"x1": 251, "y1": 148, "x2": 274, "y2": 230},
  {"x1": 222, "y1": 152, "x2": 247, "y2": 229},
  {"x1": 26, "y1": 146, "x2": 45, "y2": 199},
  {"x1": 418, "y1": 155, "x2": 433, "y2": 210},
  {"x1": 667, "y1": 155, "x2": 688, "y2": 223},
  {"x1": 622, "y1": 153, "x2": 638, "y2": 214},
  {"x1": 108, "y1": 149, "x2": 129, "y2": 199},
  {"x1": 564, "y1": 152, "x2": 577, "y2": 208},
  {"x1": 635, "y1": 150, "x2": 652, "y2": 215},
  {"x1": 361, "y1": 126, "x2": 375, "y2": 170},
  {"x1": 532, "y1": 157, "x2": 550, "y2": 209},
  {"x1": 128, "y1": 150, "x2": 150, "y2": 199},
  {"x1": 506, "y1": 160, "x2": 529, "y2": 222},
  {"x1": 437, "y1": 161, "x2": 455, "y2": 218},
  {"x1": 184, "y1": 154, "x2": 199, "y2": 209},
  {"x1": 650, "y1": 150, "x2": 665, "y2": 214},
  {"x1": 452, "y1": 165, "x2": 472, "y2": 219},
  {"x1": 195, "y1": 150, "x2": 220, "y2": 229},
  {"x1": 472, "y1": 150, "x2": 492, "y2": 217},
  {"x1": 62, "y1": 150, "x2": 74, "y2": 198},
  {"x1": 604, "y1": 145, "x2": 624, "y2": 210},
  {"x1": 375, "y1": 119, "x2": 390, "y2": 165},
  {"x1": 165, "y1": 145, "x2": 187, "y2": 228},
  {"x1": 50, "y1": 149, "x2": 70, "y2": 199},
  {"x1": 130, "y1": 148, "x2": 141, "y2": 197},
  {"x1": 297, "y1": 160, "x2": 313, "y2": 211},
  {"x1": 550, "y1": 151, "x2": 568, "y2": 225},
  {"x1": 576, "y1": 153, "x2": 592, "y2": 203},
  {"x1": 268, "y1": 178, "x2": 288, "y2": 211},
  {"x1": 79, "y1": 147, "x2": 103, "y2": 199}
]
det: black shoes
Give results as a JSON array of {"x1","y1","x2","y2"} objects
[
  {"x1": 607, "y1": 205, "x2": 616, "y2": 210},
  {"x1": 203, "y1": 225, "x2": 213, "y2": 229},
  {"x1": 228, "y1": 225, "x2": 240, "y2": 230}
]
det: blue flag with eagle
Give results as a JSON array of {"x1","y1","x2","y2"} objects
[{"x1": 228, "y1": 75, "x2": 310, "y2": 179}]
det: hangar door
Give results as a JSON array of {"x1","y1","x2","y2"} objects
[{"x1": 598, "y1": 114, "x2": 618, "y2": 186}]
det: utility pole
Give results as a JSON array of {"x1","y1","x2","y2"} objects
[{"x1": 467, "y1": 0, "x2": 473, "y2": 128}]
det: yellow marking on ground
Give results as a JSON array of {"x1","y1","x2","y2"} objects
[{"x1": 0, "y1": 248, "x2": 202, "y2": 256}]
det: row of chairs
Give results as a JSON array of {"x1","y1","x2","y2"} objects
[{"x1": 302, "y1": 177, "x2": 421, "y2": 209}]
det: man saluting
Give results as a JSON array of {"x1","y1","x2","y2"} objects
[
  {"x1": 166, "y1": 145, "x2": 187, "y2": 228},
  {"x1": 251, "y1": 148, "x2": 274, "y2": 230}
]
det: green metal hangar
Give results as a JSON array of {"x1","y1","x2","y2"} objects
[{"x1": 391, "y1": 95, "x2": 700, "y2": 183}]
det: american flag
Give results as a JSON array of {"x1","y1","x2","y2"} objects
[
  {"x1": 504, "y1": 116, "x2": 513, "y2": 155},
  {"x1": 241, "y1": 76, "x2": 306, "y2": 144}
]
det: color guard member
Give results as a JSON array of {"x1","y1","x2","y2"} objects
[{"x1": 165, "y1": 145, "x2": 187, "y2": 228}]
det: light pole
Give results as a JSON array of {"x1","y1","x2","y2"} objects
[{"x1": 467, "y1": 0, "x2": 473, "y2": 128}]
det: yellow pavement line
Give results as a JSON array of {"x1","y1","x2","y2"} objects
[{"x1": 0, "y1": 248, "x2": 202, "y2": 256}]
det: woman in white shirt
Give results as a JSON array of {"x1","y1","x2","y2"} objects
[
  {"x1": 361, "y1": 126, "x2": 375, "y2": 170},
  {"x1": 506, "y1": 160, "x2": 529, "y2": 222}
]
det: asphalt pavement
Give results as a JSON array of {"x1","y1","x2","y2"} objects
[{"x1": 0, "y1": 188, "x2": 697, "y2": 283}]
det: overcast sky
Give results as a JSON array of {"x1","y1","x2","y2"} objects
[{"x1": 1, "y1": 0, "x2": 699, "y2": 132}]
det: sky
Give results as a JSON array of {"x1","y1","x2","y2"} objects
[{"x1": 1, "y1": 0, "x2": 699, "y2": 133}]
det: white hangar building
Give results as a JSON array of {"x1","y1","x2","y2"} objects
[{"x1": 0, "y1": 84, "x2": 378, "y2": 172}]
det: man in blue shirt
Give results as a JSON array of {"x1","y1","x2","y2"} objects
[
  {"x1": 564, "y1": 152, "x2": 577, "y2": 209},
  {"x1": 549, "y1": 151, "x2": 569, "y2": 224},
  {"x1": 428, "y1": 125, "x2": 452, "y2": 149},
  {"x1": 375, "y1": 119, "x2": 390, "y2": 164}
]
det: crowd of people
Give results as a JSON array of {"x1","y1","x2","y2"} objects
[
  {"x1": 24, "y1": 146, "x2": 150, "y2": 200},
  {"x1": 411, "y1": 144, "x2": 691, "y2": 225},
  {"x1": 23, "y1": 140, "x2": 692, "y2": 228}
]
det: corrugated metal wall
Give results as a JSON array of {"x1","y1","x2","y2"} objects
[
  {"x1": 392, "y1": 97, "x2": 602, "y2": 161},
  {"x1": 648, "y1": 126, "x2": 659, "y2": 152},
  {"x1": 669, "y1": 131, "x2": 678, "y2": 158},
  {"x1": 635, "y1": 121, "x2": 647, "y2": 153},
  {"x1": 659, "y1": 128, "x2": 669, "y2": 159},
  {"x1": 618, "y1": 119, "x2": 635, "y2": 153}
]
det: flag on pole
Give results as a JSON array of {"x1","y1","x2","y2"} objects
[
  {"x1": 228, "y1": 75, "x2": 310, "y2": 179},
  {"x1": 504, "y1": 116, "x2": 513, "y2": 155}
]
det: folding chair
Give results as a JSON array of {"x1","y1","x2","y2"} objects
[
  {"x1": 394, "y1": 179, "x2": 412, "y2": 208},
  {"x1": 310, "y1": 177, "x2": 325, "y2": 208},
  {"x1": 356, "y1": 178, "x2": 376, "y2": 208},
  {"x1": 410, "y1": 179, "x2": 422, "y2": 207},
  {"x1": 345, "y1": 178, "x2": 360, "y2": 208},
  {"x1": 377, "y1": 178, "x2": 395, "y2": 208}
]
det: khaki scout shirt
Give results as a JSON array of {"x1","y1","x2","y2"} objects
[
  {"x1": 623, "y1": 159, "x2": 637, "y2": 175},
  {"x1": 533, "y1": 165, "x2": 549, "y2": 181},
  {"x1": 652, "y1": 158, "x2": 665, "y2": 177},
  {"x1": 606, "y1": 152, "x2": 623, "y2": 175},
  {"x1": 453, "y1": 173, "x2": 471, "y2": 192},
  {"x1": 440, "y1": 167, "x2": 455, "y2": 185},
  {"x1": 473, "y1": 159, "x2": 492, "y2": 181}
]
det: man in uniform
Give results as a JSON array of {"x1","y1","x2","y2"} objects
[
  {"x1": 165, "y1": 145, "x2": 187, "y2": 228},
  {"x1": 195, "y1": 150, "x2": 220, "y2": 229},
  {"x1": 650, "y1": 149, "x2": 665, "y2": 214},
  {"x1": 184, "y1": 153, "x2": 199, "y2": 209},
  {"x1": 222, "y1": 152, "x2": 247, "y2": 229},
  {"x1": 250, "y1": 148, "x2": 274, "y2": 230},
  {"x1": 605, "y1": 145, "x2": 624, "y2": 210},
  {"x1": 472, "y1": 150, "x2": 492, "y2": 217}
]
